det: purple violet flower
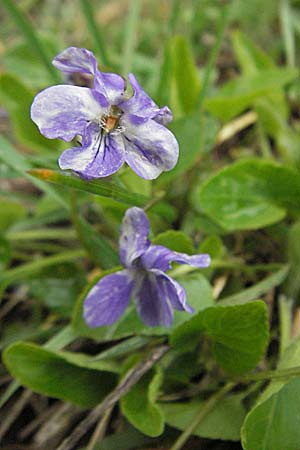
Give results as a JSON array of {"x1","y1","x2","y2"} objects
[
  {"x1": 31, "y1": 47, "x2": 178, "y2": 180},
  {"x1": 83, "y1": 207, "x2": 211, "y2": 328}
]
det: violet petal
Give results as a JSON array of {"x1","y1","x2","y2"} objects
[
  {"x1": 53, "y1": 47, "x2": 125, "y2": 104},
  {"x1": 119, "y1": 73, "x2": 158, "y2": 119},
  {"x1": 150, "y1": 269, "x2": 193, "y2": 313},
  {"x1": 53, "y1": 46, "x2": 98, "y2": 76},
  {"x1": 153, "y1": 106, "x2": 173, "y2": 125},
  {"x1": 133, "y1": 272, "x2": 173, "y2": 327},
  {"x1": 121, "y1": 118, "x2": 179, "y2": 180},
  {"x1": 141, "y1": 245, "x2": 211, "y2": 271},
  {"x1": 83, "y1": 270, "x2": 134, "y2": 327},
  {"x1": 119, "y1": 207, "x2": 150, "y2": 268},
  {"x1": 101, "y1": 72, "x2": 126, "y2": 105},
  {"x1": 31, "y1": 85, "x2": 104, "y2": 141},
  {"x1": 59, "y1": 129, "x2": 125, "y2": 177}
]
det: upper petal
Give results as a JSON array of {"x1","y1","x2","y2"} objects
[
  {"x1": 119, "y1": 73, "x2": 158, "y2": 120},
  {"x1": 101, "y1": 72, "x2": 126, "y2": 105},
  {"x1": 53, "y1": 47, "x2": 125, "y2": 105},
  {"x1": 122, "y1": 118, "x2": 179, "y2": 180},
  {"x1": 31, "y1": 85, "x2": 105, "y2": 141},
  {"x1": 59, "y1": 125, "x2": 125, "y2": 178},
  {"x1": 141, "y1": 245, "x2": 211, "y2": 272},
  {"x1": 83, "y1": 270, "x2": 134, "y2": 327},
  {"x1": 120, "y1": 74, "x2": 173, "y2": 124},
  {"x1": 53, "y1": 46, "x2": 98, "y2": 76},
  {"x1": 119, "y1": 207, "x2": 150, "y2": 268}
]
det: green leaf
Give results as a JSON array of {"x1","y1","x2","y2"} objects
[
  {"x1": 152, "y1": 230, "x2": 194, "y2": 254},
  {"x1": 120, "y1": 169, "x2": 152, "y2": 197},
  {"x1": 71, "y1": 209, "x2": 119, "y2": 269},
  {"x1": 255, "y1": 98, "x2": 300, "y2": 166},
  {"x1": 28, "y1": 263, "x2": 86, "y2": 316},
  {"x1": 204, "y1": 68, "x2": 298, "y2": 121},
  {"x1": 231, "y1": 31, "x2": 289, "y2": 119},
  {"x1": 157, "y1": 35, "x2": 201, "y2": 116},
  {"x1": 3, "y1": 342, "x2": 117, "y2": 408},
  {"x1": 89, "y1": 423, "x2": 158, "y2": 450},
  {"x1": 0, "y1": 326, "x2": 76, "y2": 408},
  {"x1": 283, "y1": 222, "x2": 300, "y2": 300},
  {"x1": 198, "y1": 235, "x2": 226, "y2": 279},
  {"x1": 171, "y1": 301, "x2": 269, "y2": 374},
  {"x1": 231, "y1": 30, "x2": 274, "y2": 74},
  {"x1": 161, "y1": 394, "x2": 246, "y2": 441},
  {"x1": 170, "y1": 36, "x2": 201, "y2": 114},
  {"x1": 197, "y1": 159, "x2": 300, "y2": 231},
  {"x1": 0, "y1": 236, "x2": 11, "y2": 270},
  {"x1": 158, "y1": 112, "x2": 218, "y2": 183},
  {"x1": 28, "y1": 169, "x2": 149, "y2": 207},
  {"x1": 121, "y1": 369, "x2": 164, "y2": 437},
  {"x1": 0, "y1": 73, "x2": 59, "y2": 152},
  {"x1": 242, "y1": 337, "x2": 300, "y2": 450}
]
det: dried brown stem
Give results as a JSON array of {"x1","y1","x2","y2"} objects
[
  {"x1": 86, "y1": 405, "x2": 113, "y2": 450},
  {"x1": 0, "y1": 389, "x2": 32, "y2": 440},
  {"x1": 56, "y1": 344, "x2": 169, "y2": 450}
]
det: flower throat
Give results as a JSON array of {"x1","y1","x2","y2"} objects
[{"x1": 100, "y1": 105, "x2": 123, "y2": 135}]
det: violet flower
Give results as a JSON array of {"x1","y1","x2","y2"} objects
[
  {"x1": 31, "y1": 47, "x2": 178, "y2": 180},
  {"x1": 84, "y1": 207, "x2": 210, "y2": 328}
]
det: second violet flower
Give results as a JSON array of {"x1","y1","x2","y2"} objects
[
  {"x1": 31, "y1": 47, "x2": 178, "y2": 180},
  {"x1": 84, "y1": 207, "x2": 211, "y2": 328}
]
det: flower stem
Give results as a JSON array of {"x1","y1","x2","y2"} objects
[
  {"x1": 169, "y1": 382, "x2": 235, "y2": 450},
  {"x1": 235, "y1": 366, "x2": 300, "y2": 383}
]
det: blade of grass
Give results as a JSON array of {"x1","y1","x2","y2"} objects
[
  {"x1": 196, "y1": 3, "x2": 231, "y2": 109},
  {"x1": 121, "y1": 0, "x2": 142, "y2": 75},
  {"x1": 0, "y1": 249, "x2": 85, "y2": 290},
  {"x1": 79, "y1": 0, "x2": 111, "y2": 67},
  {"x1": 168, "y1": 0, "x2": 181, "y2": 34},
  {"x1": 0, "y1": 136, "x2": 69, "y2": 210},
  {"x1": 28, "y1": 169, "x2": 149, "y2": 206},
  {"x1": 2, "y1": 0, "x2": 61, "y2": 83},
  {"x1": 220, "y1": 266, "x2": 289, "y2": 306},
  {"x1": 279, "y1": 295, "x2": 293, "y2": 357},
  {"x1": 280, "y1": 0, "x2": 295, "y2": 66},
  {"x1": 70, "y1": 191, "x2": 119, "y2": 269},
  {"x1": 7, "y1": 228, "x2": 76, "y2": 241}
]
